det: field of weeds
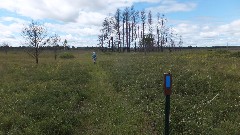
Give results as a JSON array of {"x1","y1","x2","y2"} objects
[{"x1": 0, "y1": 50, "x2": 239, "y2": 134}]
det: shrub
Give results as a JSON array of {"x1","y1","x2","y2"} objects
[
  {"x1": 59, "y1": 52, "x2": 75, "y2": 59},
  {"x1": 215, "y1": 50, "x2": 230, "y2": 54},
  {"x1": 229, "y1": 51, "x2": 240, "y2": 58}
]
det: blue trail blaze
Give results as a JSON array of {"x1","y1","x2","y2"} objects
[{"x1": 166, "y1": 76, "x2": 171, "y2": 89}]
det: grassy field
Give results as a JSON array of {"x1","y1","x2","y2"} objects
[{"x1": 0, "y1": 49, "x2": 239, "y2": 134}]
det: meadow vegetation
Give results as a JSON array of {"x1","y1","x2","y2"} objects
[{"x1": 0, "y1": 50, "x2": 239, "y2": 134}]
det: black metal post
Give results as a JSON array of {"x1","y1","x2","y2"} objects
[{"x1": 165, "y1": 95, "x2": 170, "y2": 135}]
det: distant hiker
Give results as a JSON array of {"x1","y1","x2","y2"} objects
[{"x1": 92, "y1": 52, "x2": 97, "y2": 64}]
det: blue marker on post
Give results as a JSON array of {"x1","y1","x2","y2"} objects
[
  {"x1": 166, "y1": 76, "x2": 171, "y2": 89},
  {"x1": 163, "y1": 73, "x2": 172, "y2": 135},
  {"x1": 164, "y1": 73, "x2": 172, "y2": 95}
]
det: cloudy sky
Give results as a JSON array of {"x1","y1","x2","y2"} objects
[{"x1": 0, "y1": 0, "x2": 240, "y2": 47}]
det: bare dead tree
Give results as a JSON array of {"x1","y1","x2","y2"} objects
[
  {"x1": 124, "y1": 7, "x2": 130, "y2": 52},
  {"x1": 168, "y1": 28, "x2": 176, "y2": 52},
  {"x1": 141, "y1": 10, "x2": 146, "y2": 54},
  {"x1": 148, "y1": 10, "x2": 153, "y2": 34},
  {"x1": 114, "y1": 8, "x2": 121, "y2": 52},
  {"x1": 159, "y1": 14, "x2": 168, "y2": 52},
  {"x1": 147, "y1": 10, "x2": 154, "y2": 51},
  {"x1": 122, "y1": 15, "x2": 125, "y2": 51},
  {"x1": 22, "y1": 20, "x2": 47, "y2": 64},
  {"x1": 63, "y1": 39, "x2": 68, "y2": 50},
  {"x1": 131, "y1": 6, "x2": 139, "y2": 52},
  {"x1": 178, "y1": 35, "x2": 183, "y2": 51},
  {"x1": 98, "y1": 6, "x2": 182, "y2": 53},
  {"x1": 1, "y1": 42, "x2": 10, "y2": 54},
  {"x1": 99, "y1": 17, "x2": 115, "y2": 51},
  {"x1": 48, "y1": 34, "x2": 61, "y2": 60},
  {"x1": 108, "y1": 17, "x2": 115, "y2": 51},
  {"x1": 157, "y1": 13, "x2": 160, "y2": 52},
  {"x1": 130, "y1": 6, "x2": 134, "y2": 46},
  {"x1": 129, "y1": 22, "x2": 131, "y2": 51},
  {"x1": 99, "y1": 18, "x2": 109, "y2": 51},
  {"x1": 98, "y1": 34, "x2": 104, "y2": 49}
]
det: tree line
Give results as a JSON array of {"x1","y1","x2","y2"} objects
[{"x1": 98, "y1": 6, "x2": 183, "y2": 53}]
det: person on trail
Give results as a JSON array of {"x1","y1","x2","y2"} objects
[{"x1": 92, "y1": 52, "x2": 97, "y2": 64}]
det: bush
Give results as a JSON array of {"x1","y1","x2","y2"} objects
[
  {"x1": 229, "y1": 51, "x2": 240, "y2": 58},
  {"x1": 59, "y1": 52, "x2": 75, "y2": 59},
  {"x1": 215, "y1": 50, "x2": 230, "y2": 54}
]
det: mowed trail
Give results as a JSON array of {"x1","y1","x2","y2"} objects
[{"x1": 80, "y1": 61, "x2": 146, "y2": 134}]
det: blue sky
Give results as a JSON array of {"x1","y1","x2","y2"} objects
[{"x1": 0, "y1": 0, "x2": 240, "y2": 47}]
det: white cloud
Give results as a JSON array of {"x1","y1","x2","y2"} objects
[
  {"x1": 173, "y1": 23, "x2": 199, "y2": 35},
  {"x1": 1, "y1": 0, "x2": 240, "y2": 47},
  {"x1": 45, "y1": 21, "x2": 103, "y2": 46},
  {"x1": 0, "y1": 17, "x2": 26, "y2": 24},
  {"x1": 202, "y1": 26, "x2": 210, "y2": 30},
  {"x1": 200, "y1": 31, "x2": 219, "y2": 38},
  {"x1": 0, "y1": 0, "x2": 79, "y2": 21},
  {"x1": 76, "y1": 11, "x2": 106, "y2": 26},
  {"x1": 172, "y1": 19, "x2": 240, "y2": 46},
  {"x1": 45, "y1": 22, "x2": 101, "y2": 36},
  {"x1": 0, "y1": 17, "x2": 27, "y2": 46},
  {"x1": 218, "y1": 19, "x2": 240, "y2": 33},
  {"x1": 0, "y1": 0, "x2": 197, "y2": 47},
  {"x1": 148, "y1": 0, "x2": 197, "y2": 13},
  {"x1": 0, "y1": 0, "x2": 160, "y2": 24}
]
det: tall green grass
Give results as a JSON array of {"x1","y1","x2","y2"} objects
[
  {"x1": 0, "y1": 50, "x2": 239, "y2": 134},
  {"x1": 98, "y1": 51, "x2": 240, "y2": 134},
  {"x1": 0, "y1": 51, "x2": 91, "y2": 134}
]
